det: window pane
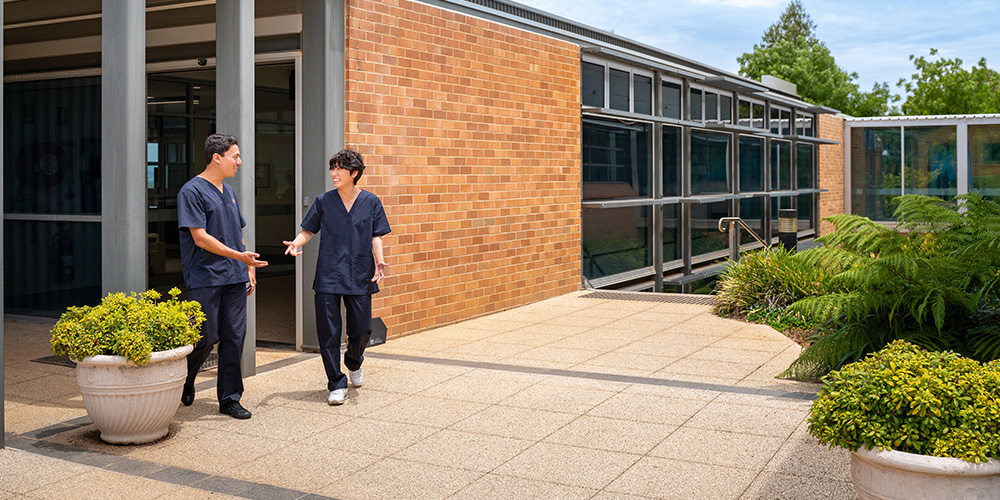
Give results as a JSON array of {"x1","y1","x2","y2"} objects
[
  {"x1": 770, "y1": 107, "x2": 781, "y2": 135},
  {"x1": 752, "y1": 103, "x2": 765, "y2": 129},
  {"x1": 5, "y1": 77, "x2": 102, "y2": 215},
  {"x1": 797, "y1": 143, "x2": 814, "y2": 189},
  {"x1": 582, "y1": 205, "x2": 651, "y2": 279},
  {"x1": 770, "y1": 140, "x2": 791, "y2": 191},
  {"x1": 634, "y1": 74, "x2": 652, "y2": 115},
  {"x1": 850, "y1": 127, "x2": 901, "y2": 221},
  {"x1": 738, "y1": 99, "x2": 751, "y2": 127},
  {"x1": 780, "y1": 110, "x2": 791, "y2": 136},
  {"x1": 661, "y1": 81, "x2": 682, "y2": 119},
  {"x1": 5, "y1": 220, "x2": 101, "y2": 315},
  {"x1": 739, "y1": 198, "x2": 765, "y2": 246},
  {"x1": 582, "y1": 62, "x2": 605, "y2": 108},
  {"x1": 663, "y1": 204, "x2": 680, "y2": 262},
  {"x1": 690, "y1": 88, "x2": 703, "y2": 121},
  {"x1": 739, "y1": 136, "x2": 764, "y2": 192},
  {"x1": 720, "y1": 95, "x2": 732, "y2": 123},
  {"x1": 691, "y1": 201, "x2": 731, "y2": 257},
  {"x1": 904, "y1": 126, "x2": 957, "y2": 199},
  {"x1": 583, "y1": 118, "x2": 650, "y2": 199},
  {"x1": 705, "y1": 92, "x2": 718, "y2": 122},
  {"x1": 797, "y1": 193, "x2": 814, "y2": 232},
  {"x1": 662, "y1": 126, "x2": 682, "y2": 197},
  {"x1": 970, "y1": 124, "x2": 1000, "y2": 201},
  {"x1": 691, "y1": 131, "x2": 730, "y2": 194},
  {"x1": 609, "y1": 68, "x2": 630, "y2": 111},
  {"x1": 797, "y1": 113, "x2": 814, "y2": 137}
]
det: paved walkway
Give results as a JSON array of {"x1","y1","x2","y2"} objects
[{"x1": 2, "y1": 291, "x2": 858, "y2": 499}]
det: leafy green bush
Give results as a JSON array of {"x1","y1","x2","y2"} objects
[
  {"x1": 808, "y1": 340, "x2": 1000, "y2": 463},
  {"x1": 713, "y1": 246, "x2": 832, "y2": 318},
  {"x1": 50, "y1": 288, "x2": 205, "y2": 365},
  {"x1": 746, "y1": 306, "x2": 818, "y2": 332},
  {"x1": 784, "y1": 194, "x2": 1000, "y2": 379}
]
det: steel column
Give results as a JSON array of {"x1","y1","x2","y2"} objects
[
  {"x1": 101, "y1": 0, "x2": 147, "y2": 295},
  {"x1": 217, "y1": 0, "x2": 257, "y2": 375},
  {"x1": 301, "y1": 0, "x2": 345, "y2": 350}
]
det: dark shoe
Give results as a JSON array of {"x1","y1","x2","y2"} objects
[
  {"x1": 219, "y1": 401, "x2": 252, "y2": 420},
  {"x1": 181, "y1": 385, "x2": 195, "y2": 406}
]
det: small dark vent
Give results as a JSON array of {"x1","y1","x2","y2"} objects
[
  {"x1": 582, "y1": 291, "x2": 717, "y2": 305},
  {"x1": 468, "y1": 0, "x2": 674, "y2": 63},
  {"x1": 31, "y1": 355, "x2": 75, "y2": 368}
]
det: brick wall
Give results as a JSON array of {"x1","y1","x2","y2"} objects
[
  {"x1": 345, "y1": 0, "x2": 583, "y2": 338},
  {"x1": 817, "y1": 114, "x2": 845, "y2": 235}
]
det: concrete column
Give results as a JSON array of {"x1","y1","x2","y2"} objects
[
  {"x1": 300, "y1": 0, "x2": 345, "y2": 350},
  {"x1": 101, "y1": 0, "x2": 146, "y2": 295},
  {"x1": 216, "y1": 0, "x2": 257, "y2": 376}
]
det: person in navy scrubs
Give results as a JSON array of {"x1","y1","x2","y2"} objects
[
  {"x1": 177, "y1": 134, "x2": 268, "y2": 419},
  {"x1": 283, "y1": 149, "x2": 390, "y2": 405}
]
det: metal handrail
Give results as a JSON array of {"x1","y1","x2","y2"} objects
[{"x1": 718, "y1": 217, "x2": 768, "y2": 261}]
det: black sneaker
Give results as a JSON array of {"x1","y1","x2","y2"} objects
[{"x1": 219, "y1": 401, "x2": 252, "y2": 419}]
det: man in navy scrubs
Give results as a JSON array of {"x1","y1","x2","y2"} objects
[
  {"x1": 283, "y1": 149, "x2": 390, "y2": 405},
  {"x1": 177, "y1": 134, "x2": 268, "y2": 419}
]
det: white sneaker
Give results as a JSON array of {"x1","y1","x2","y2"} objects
[
  {"x1": 327, "y1": 388, "x2": 347, "y2": 405},
  {"x1": 349, "y1": 368, "x2": 364, "y2": 387}
]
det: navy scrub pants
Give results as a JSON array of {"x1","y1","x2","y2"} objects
[
  {"x1": 184, "y1": 283, "x2": 247, "y2": 405},
  {"x1": 316, "y1": 293, "x2": 372, "y2": 391}
]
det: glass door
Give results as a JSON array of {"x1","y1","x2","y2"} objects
[{"x1": 146, "y1": 63, "x2": 298, "y2": 346}]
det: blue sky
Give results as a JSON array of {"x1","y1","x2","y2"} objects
[{"x1": 519, "y1": 0, "x2": 999, "y2": 96}]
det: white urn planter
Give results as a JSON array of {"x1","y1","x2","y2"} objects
[
  {"x1": 75, "y1": 344, "x2": 193, "y2": 444},
  {"x1": 851, "y1": 447, "x2": 1000, "y2": 500}
]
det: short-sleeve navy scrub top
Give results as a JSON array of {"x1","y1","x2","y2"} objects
[
  {"x1": 300, "y1": 189, "x2": 391, "y2": 296},
  {"x1": 177, "y1": 177, "x2": 249, "y2": 290}
]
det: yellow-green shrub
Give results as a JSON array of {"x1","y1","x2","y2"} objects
[
  {"x1": 808, "y1": 340, "x2": 1000, "y2": 463},
  {"x1": 50, "y1": 288, "x2": 204, "y2": 365}
]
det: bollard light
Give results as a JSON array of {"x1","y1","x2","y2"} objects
[{"x1": 778, "y1": 209, "x2": 797, "y2": 252}]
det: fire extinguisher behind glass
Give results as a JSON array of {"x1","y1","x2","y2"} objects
[{"x1": 52, "y1": 222, "x2": 74, "y2": 282}]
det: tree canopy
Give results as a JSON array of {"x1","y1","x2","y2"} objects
[
  {"x1": 738, "y1": 0, "x2": 895, "y2": 117},
  {"x1": 897, "y1": 49, "x2": 1000, "y2": 115}
]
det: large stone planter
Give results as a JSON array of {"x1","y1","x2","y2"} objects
[
  {"x1": 852, "y1": 447, "x2": 1000, "y2": 500},
  {"x1": 75, "y1": 344, "x2": 193, "y2": 444}
]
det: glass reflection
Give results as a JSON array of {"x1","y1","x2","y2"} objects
[
  {"x1": 739, "y1": 136, "x2": 764, "y2": 192},
  {"x1": 904, "y1": 126, "x2": 956, "y2": 199},
  {"x1": 851, "y1": 127, "x2": 901, "y2": 220},
  {"x1": 691, "y1": 130, "x2": 730, "y2": 195},
  {"x1": 691, "y1": 201, "x2": 731, "y2": 257},
  {"x1": 583, "y1": 118, "x2": 650, "y2": 199},
  {"x1": 582, "y1": 206, "x2": 650, "y2": 279},
  {"x1": 970, "y1": 124, "x2": 1000, "y2": 200}
]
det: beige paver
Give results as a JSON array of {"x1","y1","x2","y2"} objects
[
  {"x1": 492, "y1": 442, "x2": 640, "y2": 489},
  {"x1": 227, "y1": 442, "x2": 380, "y2": 491},
  {"x1": 2, "y1": 292, "x2": 850, "y2": 500},
  {"x1": 451, "y1": 473, "x2": 598, "y2": 500},
  {"x1": 392, "y1": 429, "x2": 533, "y2": 472},
  {"x1": 544, "y1": 415, "x2": 676, "y2": 455},
  {"x1": 321, "y1": 457, "x2": 479, "y2": 500},
  {"x1": 606, "y1": 456, "x2": 757, "y2": 499},
  {"x1": 649, "y1": 427, "x2": 786, "y2": 470}
]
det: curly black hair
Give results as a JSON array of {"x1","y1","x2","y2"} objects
[{"x1": 328, "y1": 149, "x2": 366, "y2": 184}]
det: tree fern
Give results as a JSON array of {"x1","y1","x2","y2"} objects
[{"x1": 781, "y1": 194, "x2": 1000, "y2": 380}]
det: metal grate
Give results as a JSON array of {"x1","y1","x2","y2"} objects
[
  {"x1": 582, "y1": 291, "x2": 717, "y2": 305},
  {"x1": 31, "y1": 355, "x2": 75, "y2": 368}
]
